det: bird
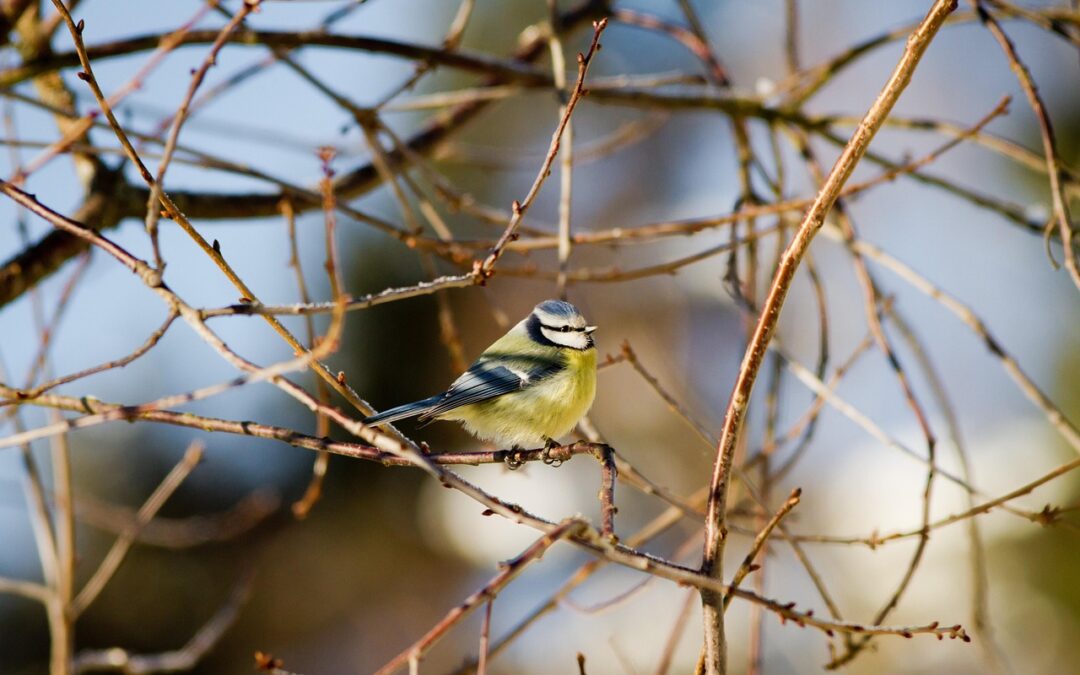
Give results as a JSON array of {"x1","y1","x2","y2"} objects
[{"x1": 364, "y1": 300, "x2": 597, "y2": 453}]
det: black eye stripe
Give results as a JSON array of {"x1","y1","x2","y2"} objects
[{"x1": 540, "y1": 323, "x2": 583, "y2": 333}]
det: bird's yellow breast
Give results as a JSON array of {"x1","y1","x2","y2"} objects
[{"x1": 441, "y1": 346, "x2": 596, "y2": 448}]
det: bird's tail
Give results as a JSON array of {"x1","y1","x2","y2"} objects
[{"x1": 363, "y1": 394, "x2": 443, "y2": 427}]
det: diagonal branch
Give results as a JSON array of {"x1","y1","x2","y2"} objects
[{"x1": 698, "y1": 2, "x2": 959, "y2": 673}]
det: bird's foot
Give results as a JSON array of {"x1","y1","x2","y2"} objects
[
  {"x1": 504, "y1": 446, "x2": 526, "y2": 470},
  {"x1": 541, "y1": 437, "x2": 564, "y2": 467}
]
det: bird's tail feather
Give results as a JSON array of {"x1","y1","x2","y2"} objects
[{"x1": 364, "y1": 394, "x2": 443, "y2": 426}]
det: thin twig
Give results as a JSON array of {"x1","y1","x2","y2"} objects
[
  {"x1": 375, "y1": 519, "x2": 587, "y2": 675},
  {"x1": 819, "y1": 227, "x2": 1080, "y2": 456},
  {"x1": 699, "y1": 4, "x2": 959, "y2": 672},
  {"x1": 281, "y1": 196, "x2": 330, "y2": 520},
  {"x1": 143, "y1": 0, "x2": 262, "y2": 269},
  {"x1": 479, "y1": 19, "x2": 607, "y2": 277},
  {"x1": 655, "y1": 588, "x2": 697, "y2": 675},
  {"x1": 477, "y1": 599, "x2": 493, "y2": 675},
  {"x1": 72, "y1": 570, "x2": 255, "y2": 674},
  {"x1": 723, "y1": 488, "x2": 802, "y2": 610},
  {"x1": 72, "y1": 442, "x2": 205, "y2": 616},
  {"x1": 550, "y1": 0, "x2": 576, "y2": 298},
  {"x1": 971, "y1": 0, "x2": 1079, "y2": 289}
]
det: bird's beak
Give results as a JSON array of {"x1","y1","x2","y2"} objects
[{"x1": 584, "y1": 325, "x2": 597, "y2": 334}]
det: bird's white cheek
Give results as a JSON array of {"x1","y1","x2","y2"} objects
[
  {"x1": 541, "y1": 328, "x2": 589, "y2": 350},
  {"x1": 540, "y1": 327, "x2": 567, "y2": 346}
]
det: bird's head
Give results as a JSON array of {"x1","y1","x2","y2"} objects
[{"x1": 528, "y1": 299, "x2": 597, "y2": 350}]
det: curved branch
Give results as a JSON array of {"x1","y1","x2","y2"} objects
[
  {"x1": 0, "y1": 30, "x2": 552, "y2": 89},
  {"x1": 0, "y1": 0, "x2": 607, "y2": 308}
]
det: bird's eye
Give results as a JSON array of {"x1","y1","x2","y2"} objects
[{"x1": 560, "y1": 325, "x2": 571, "y2": 332}]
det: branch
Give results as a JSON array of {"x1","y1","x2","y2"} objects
[
  {"x1": 0, "y1": 0, "x2": 607, "y2": 308},
  {"x1": 478, "y1": 18, "x2": 608, "y2": 278},
  {"x1": 971, "y1": 0, "x2": 1079, "y2": 290},
  {"x1": 375, "y1": 519, "x2": 587, "y2": 675},
  {"x1": 72, "y1": 442, "x2": 204, "y2": 616},
  {"x1": 698, "y1": 2, "x2": 958, "y2": 672},
  {"x1": 73, "y1": 570, "x2": 254, "y2": 674},
  {"x1": 722, "y1": 488, "x2": 801, "y2": 611},
  {"x1": 0, "y1": 29, "x2": 553, "y2": 89}
]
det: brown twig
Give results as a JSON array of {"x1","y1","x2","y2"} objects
[
  {"x1": 71, "y1": 442, "x2": 204, "y2": 616},
  {"x1": 2, "y1": 308, "x2": 178, "y2": 404},
  {"x1": 595, "y1": 443, "x2": 618, "y2": 539},
  {"x1": 722, "y1": 488, "x2": 802, "y2": 610},
  {"x1": 550, "y1": 0, "x2": 576, "y2": 299},
  {"x1": 76, "y1": 488, "x2": 280, "y2": 550},
  {"x1": 476, "y1": 598, "x2": 493, "y2": 675},
  {"x1": 280, "y1": 196, "x2": 331, "y2": 520},
  {"x1": 971, "y1": 0, "x2": 1079, "y2": 290},
  {"x1": 72, "y1": 570, "x2": 254, "y2": 674},
  {"x1": 655, "y1": 588, "x2": 697, "y2": 675},
  {"x1": 143, "y1": 0, "x2": 262, "y2": 269},
  {"x1": 699, "y1": 4, "x2": 958, "y2": 672},
  {"x1": 819, "y1": 227, "x2": 1080, "y2": 456},
  {"x1": 479, "y1": 18, "x2": 607, "y2": 278},
  {"x1": 883, "y1": 306, "x2": 1011, "y2": 673},
  {"x1": 375, "y1": 519, "x2": 587, "y2": 675}
]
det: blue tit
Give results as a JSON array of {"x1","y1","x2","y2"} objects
[{"x1": 364, "y1": 299, "x2": 597, "y2": 449}]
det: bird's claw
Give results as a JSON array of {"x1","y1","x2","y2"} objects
[
  {"x1": 504, "y1": 448, "x2": 526, "y2": 470},
  {"x1": 541, "y1": 438, "x2": 564, "y2": 467}
]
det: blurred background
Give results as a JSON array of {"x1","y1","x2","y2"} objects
[{"x1": 0, "y1": 0, "x2": 1078, "y2": 673}]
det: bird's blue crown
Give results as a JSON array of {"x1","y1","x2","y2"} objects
[{"x1": 534, "y1": 299, "x2": 581, "y2": 319}]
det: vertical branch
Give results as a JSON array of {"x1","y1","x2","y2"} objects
[
  {"x1": 143, "y1": 0, "x2": 263, "y2": 270},
  {"x1": 655, "y1": 588, "x2": 697, "y2": 675},
  {"x1": 477, "y1": 599, "x2": 493, "y2": 675},
  {"x1": 282, "y1": 198, "x2": 331, "y2": 519},
  {"x1": 784, "y1": 0, "x2": 801, "y2": 73},
  {"x1": 971, "y1": 0, "x2": 1079, "y2": 291},
  {"x1": 791, "y1": 125, "x2": 940, "y2": 666},
  {"x1": 289, "y1": 148, "x2": 349, "y2": 517},
  {"x1": 480, "y1": 19, "x2": 607, "y2": 276},
  {"x1": 549, "y1": 0, "x2": 575, "y2": 298},
  {"x1": 19, "y1": 437, "x2": 64, "y2": 675},
  {"x1": 594, "y1": 444, "x2": 618, "y2": 539},
  {"x1": 883, "y1": 306, "x2": 1011, "y2": 674},
  {"x1": 48, "y1": 413, "x2": 75, "y2": 674},
  {"x1": 698, "y1": 3, "x2": 958, "y2": 672}
]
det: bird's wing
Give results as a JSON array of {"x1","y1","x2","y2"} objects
[
  {"x1": 363, "y1": 393, "x2": 444, "y2": 426},
  {"x1": 417, "y1": 356, "x2": 564, "y2": 421}
]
